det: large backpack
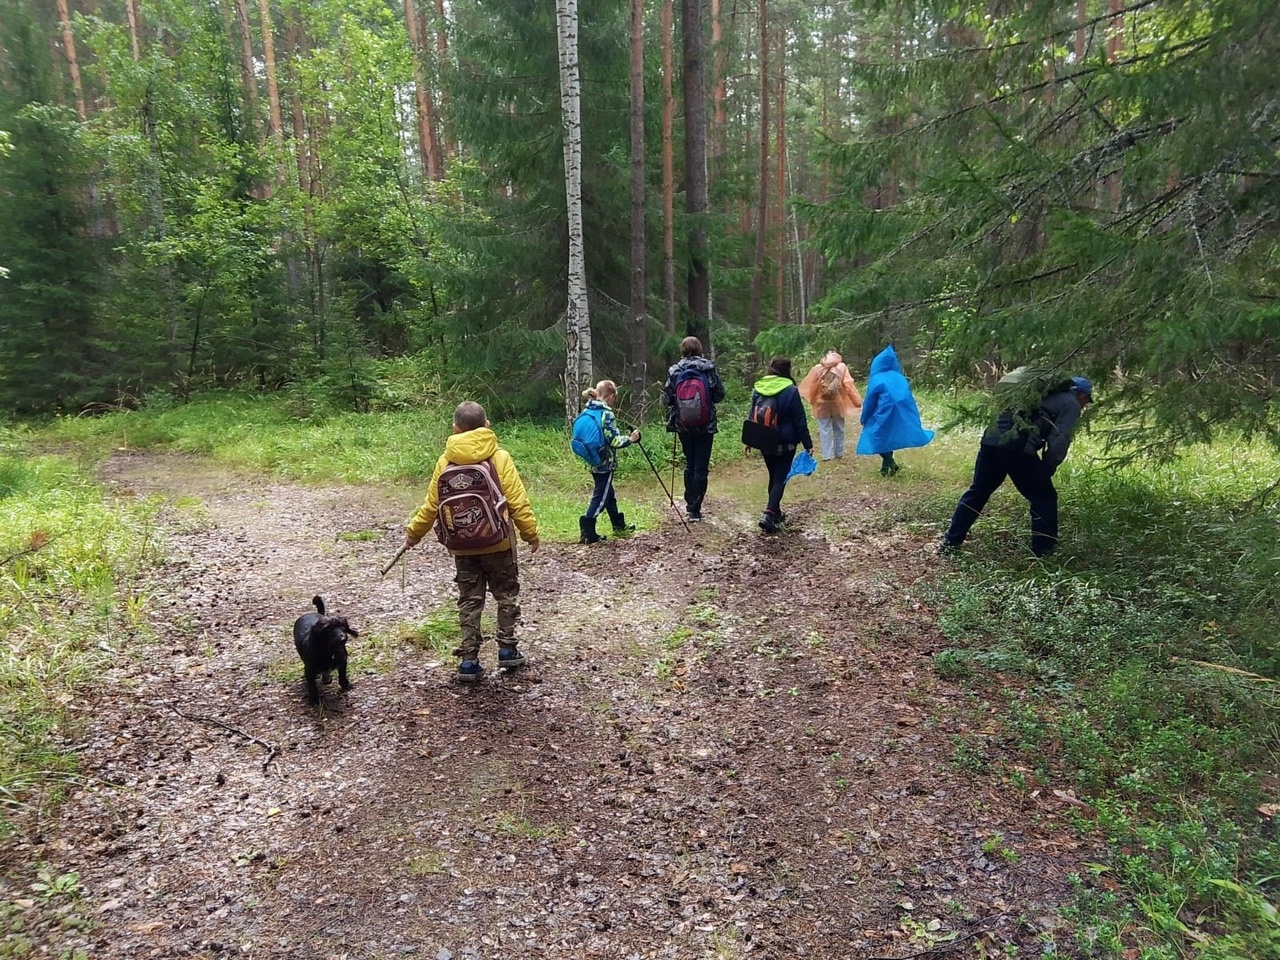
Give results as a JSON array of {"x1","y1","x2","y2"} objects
[
  {"x1": 818, "y1": 367, "x2": 842, "y2": 400},
  {"x1": 433, "y1": 460, "x2": 511, "y2": 551},
  {"x1": 673, "y1": 370, "x2": 712, "y2": 429},
  {"x1": 990, "y1": 366, "x2": 1073, "y2": 452},
  {"x1": 570, "y1": 408, "x2": 608, "y2": 467},
  {"x1": 741, "y1": 393, "x2": 784, "y2": 450}
]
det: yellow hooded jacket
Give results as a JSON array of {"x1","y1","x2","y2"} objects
[{"x1": 406, "y1": 427, "x2": 539, "y2": 556}]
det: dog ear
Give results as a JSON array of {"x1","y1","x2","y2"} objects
[{"x1": 342, "y1": 620, "x2": 360, "y2": 637}]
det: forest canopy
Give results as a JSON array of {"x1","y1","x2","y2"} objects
[{"x1": 1, "y1": 0, "x2": 1277, "y2": 446}]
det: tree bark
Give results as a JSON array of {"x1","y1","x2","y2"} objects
[
  {"x1": 556, "y1": 0, "x2": 593, "y2": 421},
  {"x1": 232, "y1": 0, "x2": 261, "y2": 140},
  {"x1": 258, "y1": 0, "x2": 285, "y2": 156},
  {"x1": 124, "y1": 0, "x2": 141, "y2": 61},
  {"x1": 774, "y1": 23, "x2": 786, "y2": 324},
  {"x1": 747, "y1": 0, "x2": 769, "y2": 354},
  {"x1": 710, "y1": 0, "x2": 726, "y2": 164},
  {"x1": 681, "y1": 0, "x2": 710, "y2": 340},
  {"x1": 403, "y1": 0, "x2": 442, "y2": 181},
  {"x1": 433, "y1": 0, "x2": 451, "y2": 166},
  {"x1": 628, "y1": 0, "x2": 648, "y2": 403},
  {"x1": 54, "y1": 0, "x2": 87, "y2": 120},
  {"x1": 661, "y1": 0, "x2": 676, "y2": 335}
]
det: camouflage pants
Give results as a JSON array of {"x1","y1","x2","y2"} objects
[{"x1": 453, "y1": 549, "x2": 521, "y2": 659}]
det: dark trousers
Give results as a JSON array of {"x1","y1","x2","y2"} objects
[
  {"x1": 944, "y1": 445, "x2": 1059, "y2": 555},
  {"x1": 678, "y1": 431, "x2": 714, "y2": 510},
  {"x1": 585, "y1": 470, "x2": 624, "y2": 525},
  {"x1": 761, "y1": 451, "x2": 793, "y2": 517},
  {"x1": 454, "y1": 549, "x2": 521, "y2": 659}
]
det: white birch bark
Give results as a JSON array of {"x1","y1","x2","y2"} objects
[{"x1": 556, "y1": 0, "x2": 592, "y2": 422}]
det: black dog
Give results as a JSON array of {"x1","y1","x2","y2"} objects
[{"x1": 292, "y1": 596, "x2": 359, "y2": 705}]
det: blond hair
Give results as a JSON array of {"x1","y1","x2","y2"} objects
[{"x1": 581, "y1": 379, "x2": 618, "y2": 402}]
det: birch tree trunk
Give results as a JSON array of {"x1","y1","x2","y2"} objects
[
  {"x1": 661, "y1": 0, "x2": 676, "y2": 335},
  {"x1": 556, "y1": 0, "x2": 593, "y2": 422},
  {"x1": 628, "y1": 0, "x2": 647, "y2": 403}
]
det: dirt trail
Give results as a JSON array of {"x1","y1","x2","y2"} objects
[{"x1": 6, "y1": 451, "x2": 1093, "y2": 958}]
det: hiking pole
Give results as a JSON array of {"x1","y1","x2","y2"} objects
[
  {"x1": 636, "y1": 438, "x2": 692, "y2": 533},
  {"x1": 380, "y1": 543, "x2": 410, "y2": 577}
]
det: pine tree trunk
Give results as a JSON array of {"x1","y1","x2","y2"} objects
[
  {"x1": 661, "y1": 0, "x2": 676, "y2": 336},
  {"x1": 682, "y1": 0, "x2": 710, "y2": 340},
  {"x1": 711, "y1": 0, "x2": 726, "y2": 164},
  {"x1": 258, "y1": 0, "x2": 285, "y2": 156},
  {"x1": 403, "y1": 0, "x2": 442, "y2": 181},
  {"x1": 556, "y1": 0, "x2": 593, "y2": 422},
  {"x1": 433, "y1": 0, "x2": 451, "y2": 166},
  {"x1": 125, "y1": 0, "x2": 141, "y2": 61},
  {"x1": 233, "y1": 0, "x2": 261, "y2": 141},
  {"x1": 54, "y1": 0, "x2": 87, "y2": 120},
  {"x1": 628, "y1": 0, "x2": 647, "y2": 404},
  {"x1": 774, "y1": 26, "x2": 786, "y2": 324},
  {"x1": 747, "y1": 0, "x2": 769, "y2": 354}
]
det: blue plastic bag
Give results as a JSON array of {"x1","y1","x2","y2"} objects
[{"x1": 786, "y1": 449, "x2": 817, "y2": 484}]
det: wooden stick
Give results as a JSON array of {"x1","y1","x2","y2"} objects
[{"x1": 167, "y1": 704, "x2": 279, "y2": 772}]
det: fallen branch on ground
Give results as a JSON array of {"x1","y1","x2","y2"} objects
[{"x1": 167, "y1": 703, "x2": 280, "y2": 772}]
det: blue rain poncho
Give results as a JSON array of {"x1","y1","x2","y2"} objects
[{"x1": 855, "y1": 345, "x2": 935, "y2": 455}]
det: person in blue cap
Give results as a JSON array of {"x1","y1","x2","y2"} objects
[
  {"x1": 856, "y1": 345, "x2": 935, "y2": 475},
  {"x1": 941, "y1": 376, "x2": 1093, "y2": 557}
]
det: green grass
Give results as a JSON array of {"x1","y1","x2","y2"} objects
[
  {"x1": 927, "y1": 435, "x2": 1280, "y2": 958},
  {"x1": 0, "y1": 440, "x2": 167, "y2": 825}
]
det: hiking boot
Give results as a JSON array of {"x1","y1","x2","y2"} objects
[
  {"x1": 579, "y1": 516, "x2": 606, "y2": 544},
  {"x1": 610, "y1": 513, "x2": 636, "y2": 534},
  {"x1": 759, "y1": 511, "x2": 778, "y2": 534},
  {"x1": 938, "y1": 540, "x2": 960, "y2": 557},
  {"x1": 497, "y1": 646, "x2": 526, "y2": 669},
  {"x1": 686, "y1": 507, "x2": 703, "y2": 522},
  {"x1": 457, "y1": 659, "x2": 482, "y2": 683}
]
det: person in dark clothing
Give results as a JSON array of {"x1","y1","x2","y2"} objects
[
  {"x1": 942, "y1": 377, "x2": 1093, "y2": 557},
  {"x1": 747, "y1": 356, "x2": 814, "y2": 534},
  {"x1": 661, "y1": 336, "x2": 726, "y2": 521}
]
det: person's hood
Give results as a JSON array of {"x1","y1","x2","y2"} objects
[
  {"x1": 821, "y1": 350, "x2": 844, "y2": 369},
  {"x1": 869, "y1": 345, "x2": 902, "y2": 377},
  {"x1": 443, "y1": 426, "x2": 498, "y2": 465},
  {"x1": 673, "y1": 356, "x2": 717, "y2": 375},
  {"x1": 753, "y1": 374, "x2": 793, "y2": 396}
]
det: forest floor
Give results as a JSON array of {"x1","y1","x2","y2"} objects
[{"x1": 5, "y1": 449, "x2": 1099, "y2": 959}]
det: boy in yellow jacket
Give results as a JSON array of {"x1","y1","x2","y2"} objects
[{"x1": 403, "y1": 401, "x2": 540, "y2": 682}]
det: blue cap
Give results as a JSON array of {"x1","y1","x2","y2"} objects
[{"x1": 1070, "y1": 376, "x2": 1093, "y2": 398}]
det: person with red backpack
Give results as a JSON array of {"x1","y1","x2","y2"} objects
[
  {"x1": 743, "y1": 356, "x2": 813, "y2": 534},
  {"x1": 401, "y1": 401, "x2": 540, "y2": 683},
  {"x1": 661, "y1": 336, "x2": 726, "y2": 521}
]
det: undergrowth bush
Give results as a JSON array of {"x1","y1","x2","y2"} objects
[
  {"x1": 931, "y1": 442, "x2": 1280, "y2": 958},
  {"x1": 0, "y1": 439, "x2": 165, "y2": 827}
]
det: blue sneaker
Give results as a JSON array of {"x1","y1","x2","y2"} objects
[
  {"x1": 497, "y1": 646, "x2": 526, "y2": 669},
  {"x1": 457, "y1": 659, "x2": 482, "y2": 683}
]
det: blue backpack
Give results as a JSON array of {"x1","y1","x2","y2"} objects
[{"x1": 571, "y1": 408, "x2": 607, "y2": 467}]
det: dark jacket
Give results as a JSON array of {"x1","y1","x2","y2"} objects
[
  {"x1": 750, "y1": 374, "x2": 813, "y2": 454},
  {"x1": 982, "y1": 389, "x2": 1084, "y2": 473},
  {"x1": 662, "y1": 356, "x2": 727, "y2": 433}
]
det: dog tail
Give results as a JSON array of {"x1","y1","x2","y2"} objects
[{"x1": 312, "y1": 595, "x2": 325, "y2": 614}]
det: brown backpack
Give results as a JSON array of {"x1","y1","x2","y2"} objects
[
  {"x1": 819, "y1": 367, "x2": 842, "y2": 400},
  {"x1": 433, "y1": 460, "x2": 511, "y2": 551}
]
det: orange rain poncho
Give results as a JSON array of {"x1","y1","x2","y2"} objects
[{"x1": 799, "y1": 350, "x2": 863, "y2": 419}]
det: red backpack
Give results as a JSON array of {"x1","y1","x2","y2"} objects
[
  {"x1": 674, "y1": 371, "x2": 712, "y2": 429},
  {"x1": 433, "y1": 460, "x2": 512, "y2": 551}
]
